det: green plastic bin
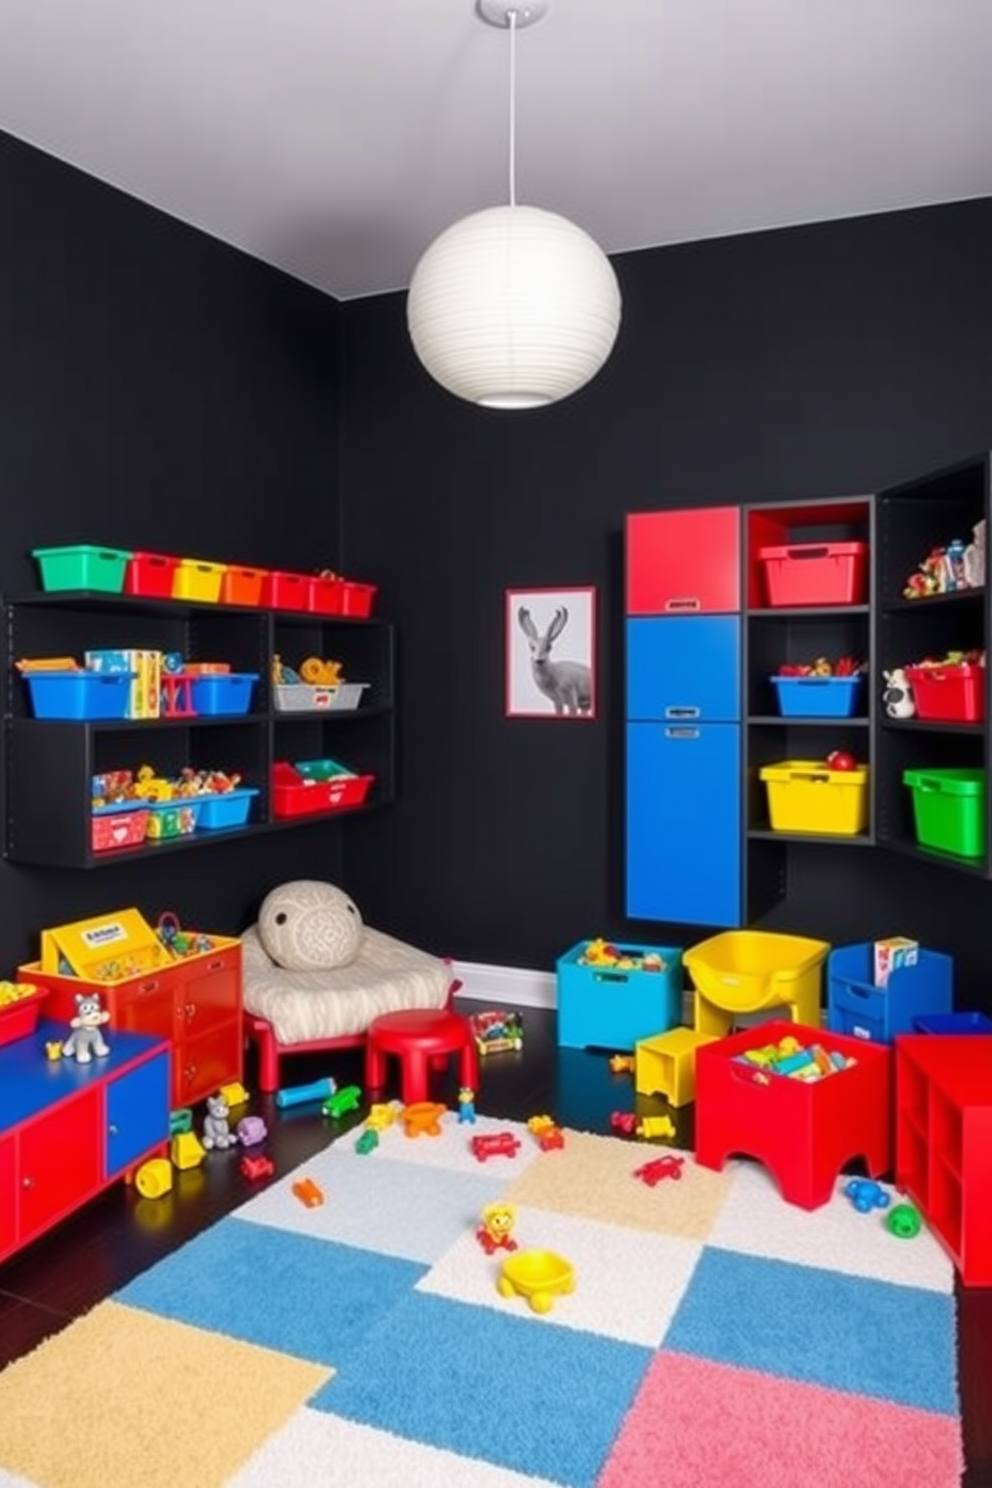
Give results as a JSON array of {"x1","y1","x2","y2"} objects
[
  {"x1": 32, "y1": 545, "x2": 132, "y2": 593},
  {"x1": 903, "y1": 767, "x2": 986, "y2": 859}
]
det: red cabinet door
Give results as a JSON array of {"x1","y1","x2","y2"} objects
[
  {"x1": 18, "y1": 1088, "x2": 102, "y2": 1243},
  {"x1": 183, "y1": 949, "x2": 242, "y2": 1026},
  {"x1": 627, "y1": 508, "x2": 740, "y2": 615},
  {"x1": 0, "y1": 1133, "x2": 16, "y2": 1259},
  {"x1": 176, "y1": 1019, "x2": 244, "y2": 1107}
]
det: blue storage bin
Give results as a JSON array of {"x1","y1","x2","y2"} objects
[
  {"x1": 913, "y1": 1011, "x2": 992, "y2": 1035},
  {"x1": 194, "y1": 788, "x2": 259, "y2": 830},
  {"x1": 826, "y1": 942, "x2": 954, "y2": 1043},
  {"x1": 770, "y1": 675, "x2": 863, "y2": 718},
  {"x1": 189, "y1": 673, "x2": 259, "y2": 716},
  {"x1": 24, "y1": 670, "x2": 135, "y2": 720},
  {"x1": 556, "y1": 940, "x2": 684, "y2": 1051}
]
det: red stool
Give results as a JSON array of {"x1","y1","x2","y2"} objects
[{"x1": 365, "y1": 1009, "x2": 478, "y2": 1106}]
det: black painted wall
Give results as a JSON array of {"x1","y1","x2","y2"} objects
[
  {"x1": 340, "y1": 200, "x2": 992, "y2": 1010},
  {"x1": 0, "y1": 132, "x2": 348, "y2": 972}
]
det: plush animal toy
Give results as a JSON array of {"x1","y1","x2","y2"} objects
[
  {"x1": 62, "y1": 992, "x2": 111, "y2": 1064},
  {"x1": 257, "y1": 880, "x2": 363, "y2": 970},
  {"x1": 882, "y1": 668, "x2": 916, "y2": 719},
  {"x1": 202, "y1": 1092, "x2": 238, "y2": 1150}
]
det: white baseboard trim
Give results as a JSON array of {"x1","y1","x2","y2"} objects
[{"x1": 451, "y1": 960, "x2": 557, "y2": 1011}]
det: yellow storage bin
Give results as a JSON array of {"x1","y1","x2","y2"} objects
[
  {"x1": 684, "y1": 929, "x2": 830, "y2": 1037},
  {"x1": 172, "y1": 558, "x2": 227, "y2": 603},
  {"x1": 759, "y1": 759, "x2": 869, "y2": 837}
]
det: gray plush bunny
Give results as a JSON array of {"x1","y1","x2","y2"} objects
[
  {"x1": 62, "y1": 992, "x2": 111, "y2": 1064},
  {"x1": 202, "y1": 1092, "x2": 237, "y2": 1150}
]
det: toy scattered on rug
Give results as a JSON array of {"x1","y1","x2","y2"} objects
[
  {"x1": 202, "y1": 1091, "x2": 238, "y2": 1150},
  {"x1": 578, "y1": 938, "x2": 667, "y2": 973},
  {"x1": 470, "y1": 1131, "x2": 521, "y2": 1162},
  {"x1": 886, "y1": 1203, "x2": 922, "y2": 1239},
  {"x1": 399, "y1": 1101, "x2": 447, "y2": 1137},
  {"x1": 610, "y1": 1111, "x2": 675, "y2": 1141},
  {"x1": 634, "y1": 1154, "x2": 684, "y2": 1186},
  {"x1": 609, "y1": 1054, "x2": 635, "y2": 1074},
  {"x1": 457, "y1": 1085, "x2": 477, "y2": 1123},
  {"x1": 736, "y1": 1034, "x2": 856, "y2": 1083},
  {"x1": 476, "y1": 1202, "x2": 519, "y2": 1254},
  {"x1": 292, "y1": 1177, "x2": 324, "y2": 1208},
  {"x1": 527, "y1": 1114, "x2": 565, "y2": 1150},
  {"x1": 844, "y1": 1178, "x2": 890, "y2": 1213},
  {"x1": 497, "y1": 1250, "x2": 575, "y2": 1314},
  {"x1": 470, "y1": 1008, "x2": 524, "y2": 1055},
  {"x1": 61, "y1": 991, "x2": 111, "y2": 1064},
  {"x1": 902, "y1": 521, "x2": 985, "y2": 597},
  {"x1": 323, "y1": 1084, "x2": 362, "y2": 1120}
]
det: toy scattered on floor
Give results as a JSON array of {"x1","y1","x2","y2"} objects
[
  {"x1": 218, "y1": 1080, "x2": 251, "y2": 1107},
  {"x1": 636, "y1": 1115, "x2": 676, "y2": 1140},
  {"x1": 399, "y1": 1101, "x2": 447, "y2": 1137},
  {"x1": 366, "y1": 1101, "x2": 400, "y2": 1131},
  {"x1": 354, "y1": 1128, "x2": 379, "y2": 1155},
  {"x1": 610, "y1": 1111, "x2": 638, "y2": 1137},
  {"x1": 171, "y1": 1131, "x2": 206, "y2": 1170},
  {"x1": 527, "y1": 1114, "x2": 565, "y2": 1150},
  {"x1": 609, "y1": 1054, "x2": 635, "y2": 1074},
  {"x1": 202, "y1": 1092, "x2": 238, "y2": 1150},
  {"x1": 578, "y1": 939, "x2": 666, "y2": 973},
  {"x1": 477, "y1": 1202, "x2": 519, "y2": 1254},
  {"x1": 236, "y1": 1115, "x2": 267, "y2": 1147},
  {"x1": 497, "y1": 1250, "x2": 575, "y2": 1314},
  {"x1": 61, "y1": 991, "x2": 111, "y2": 1064},
  {"x1": 45, "y1": 1040, "x2": 63, "y2": 1060},
  {"x1": 845, "y1": 1178, "x2": 891, "y2": 1213},
  {"x1": 471, "y1": 1131, "x2": 522, "y2": 1162},
  {"x1": 322, "y1": 1084, "x2": 362, "y2": 1119},
  {"x1": 470, "y1": 1008, "x2": 524, "y2": 1055},
  {"x1": 240, "y1": 1154, "x2": 275, "y2": 1181},
  {"x1": 170, "y1": 1108, "x2": 194, "y2": 1136},
  {"x1": 134, "y1": 1157, "x2": 173, "y2": 1199},
  {"x1": 887, "y1": 1203, "x2": 923, "y2": 1239},
  {"x1": 292, "y1": 1177, "x2": 324, "y2": 1208},
  {"x1": 275, "y1": 1075, "x2": 338, "y2": 1110},
  {"x1": 736, "y1": 1034, "x2": 856, "y2": 1083},
  {"x1": 634, "y1": 1154, "x2": 685, "y2": 1185},
  {"x1": 457, "y1": 1086, "x2": 477, "y2": 1123}
]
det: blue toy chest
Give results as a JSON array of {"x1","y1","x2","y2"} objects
[
  {"x1": 556, "y1": 940, "x2": 684, "y2": 1051},
  {"x1": 826, "y1": 942, "x2": 954, "y2": 1044}
]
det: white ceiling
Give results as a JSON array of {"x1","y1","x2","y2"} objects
[{"x1": 1, "y1": 0, "x2": 990, "y2": 302}]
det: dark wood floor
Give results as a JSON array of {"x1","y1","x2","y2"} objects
[{"x1": 1, "y1": 1000, "x2": 990, "y2": 1487}]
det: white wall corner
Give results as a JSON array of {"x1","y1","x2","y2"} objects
[{"x1": 451, "y1": 960, "x2": 557, "y2": 1010}]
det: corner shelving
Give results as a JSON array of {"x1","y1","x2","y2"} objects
[{"x1": 3, "y1": 590, "x2": 396, "y2": 868}]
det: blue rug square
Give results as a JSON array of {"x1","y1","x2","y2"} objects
[
  {"x1": 116, "y1": 1215, "x2": 424, "y2": 1367},
  {"x1": 665, "y1": 1247, "x2": 958, "y2": 1415},
  {"x1": 310, "y1": 1289, "x2": 651, "y2": 1487}
]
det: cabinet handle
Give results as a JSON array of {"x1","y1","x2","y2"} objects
[
  {"x1": 663, "y1": 596, "x2": 700, "y2": 612},
  {"x1": 139, "y1": 980, "x2": 159, "y2": 995},
  {"x1": 783, "y1": 545, "x2": 829, "y2": 560},
  {"x1": 664, "y1": 727, "x2": 700, "y2": 739},
  {"x1": 664, "y1": 705, "x2": 700, "y2": 719},
  {"x1": 206, "y1": 959, "x2": 225, "y2": 972},
  {"x1": 184, "y1": 1002, "x2": 197, "y2": 1022}
]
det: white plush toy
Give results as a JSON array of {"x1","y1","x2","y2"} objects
[
  {"x1": 257, "y1": 880, "x2": 363, "y2": 970},
  {"x1": 882, "y1": 668, "x2": 916, "y2": 719}
]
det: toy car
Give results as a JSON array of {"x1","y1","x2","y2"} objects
[
  {"x1": 610, "y1": 1111, "x2": 638, "y2": 1136},
  {"x1": 470, "y1": 1131, "x2": 521, "y2": 1162},
  {"x1": 322, "y1": 1084, "x2": 362, "y2": 1119},
  {"x1": 633, "y1": 1154, "x2": 685, "y2": 1186},
  {"x1": 239, "y1": 1153, "x2": 274, "y2": 1181}
]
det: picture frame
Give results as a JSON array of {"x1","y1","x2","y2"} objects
[{"x1": 505, "y1": 586, "x2": 596, "y2": 719}]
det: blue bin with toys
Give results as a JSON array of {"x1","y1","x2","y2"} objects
[
  {"x1": 194, "y1": 787, "x2": 259, "y2": 830},
  {"x1": 826, "y1": 940, "x2": 954, "y2": 1044},
  {"x1": 556, "y1": 939, "x2": 684, "y2": 1052},
  {"x1": 189, "y1": 673, "x2": 259, "y2": 716}
]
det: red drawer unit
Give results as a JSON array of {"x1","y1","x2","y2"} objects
[
  {"x1": 905, "y1": 663, "x2": 985, "y2": 723},
  {"x1": 694, "y1": 1019, "x2": 892, "y2": 1210},
  {"x1": 626, "y1": 507, "x2": 740, "y2": 615}
]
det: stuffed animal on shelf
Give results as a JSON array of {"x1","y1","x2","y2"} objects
[
  {"x1": 882, "y1": 668, "x2": 916, "y2": 719},
  {"x1": 62, "y1": 992, "x2": 111, "y2": 1064}
]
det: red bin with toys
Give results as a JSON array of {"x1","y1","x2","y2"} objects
[{"x1": 905, "y1": 661, "x2": 985, "y2": 724}]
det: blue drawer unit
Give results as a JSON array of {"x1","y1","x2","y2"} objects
[
  {"x1": 627, "y1": 616, "x2": 740, "y2": 721},
  {"x1": 104, "y1": 1049, "x2": 171, "y2": 1177},
  {"x1": 826, "y1": 943, "x2": 954, "y2": 1043},
  {"x1": 626, "y1": 721, "x2": 741, "y2": 927}
]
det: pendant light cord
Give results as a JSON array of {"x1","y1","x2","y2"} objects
[{"x1": 507, "y1": 8, "x2": 517, "y2": 207}]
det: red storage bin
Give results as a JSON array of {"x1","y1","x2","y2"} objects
[
  {"x1": 91, "y1": 805, "x2": 151, "y2": 853},
  {"x1": 220, "y1": 566, "x2": 266, "y2": 607},
  {"x1": 339, "y1": 581, "x2": 378, "y2": 618},
  {"x1": 262, "y1": 571, "x2": 310, "y2": 611},
  {"x1": 0, "y1": 986, "x2": 48, "y2": 1049},
  {"x1": 905, "y1": 663, "x2": 985, "y2": 723},
  {"x1": 271, "y1": 762, "x2": 374, "y2": 818},
  {"x1": 124, "y1": 552, "x2": 180, "y2": 599},
  {"x1": 308, "y1": 574, "x2": 344, "y2": 615},
  {"x1": 758, "y1": 542, "x2": 868, "y2": 607}
]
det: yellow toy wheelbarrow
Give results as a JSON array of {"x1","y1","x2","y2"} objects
[{"x1": 496, "y1": 1249, "x2": 575, "y2": 1314}]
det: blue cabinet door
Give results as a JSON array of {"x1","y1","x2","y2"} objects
[
  {"x1": 627, "y1": 617, "x2": 740, "y2": 721},
  {"x1": 626, "y1": 721, "x2": 742, "y2": 927},
  {"x1": 105, "y1": 1050, "x2": 170, "y2": 1178}
]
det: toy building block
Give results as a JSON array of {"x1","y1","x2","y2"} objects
[
  {"x1": 218, "y1": 1080, "x2": 251, "y2": 1108},
  {"x1": 635, "y1": 1027, "x2": 717, "y2": 1107},
  {"x1": 170, "y1": 1131, "x2": 207, "y2": 1170},
  {"x1": 354, "y1": 1128, "x2": 380, "y2": 1155},
  {"x1": 636, "y1": 1114, "x2": 675, "y2": 1140},
  {"x1": 169, "y1": 1107, "x2": 194, "y2": 1136},
  {"x1": 322, "y1": 1084, "x2": 363, "y2": 1119},
  {"x1": 366, "y1": 1101, "x2": 399, "y2": 1131},
  {"x1": 292, "y1": 1177, "x2": 324, "y2": 1208},
  {"x1": 399, "y1": 1100, "x2": 447, "y2": 1137},
  {"x1": 135, "y1": 1157, "x2": 173, "y2": 1199},
  {"x1": 276, "y1": 1076, "x2": 337, "y2": 1110}
]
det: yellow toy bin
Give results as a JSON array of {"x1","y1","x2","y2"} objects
[
  {"x1": 684, "y1": 929, "x2": 829, "y2": 1037},
  {"x1": 759, "y1": 759, "x2": 869, "y2": 836},
  {"x1": 171, "y1": 558, "x2": 227, "y2": 604}
]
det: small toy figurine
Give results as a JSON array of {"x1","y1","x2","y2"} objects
[
  {"x1": 882, "y1": 668, "x2": 916, "y2": 719},
  {"x1": 476, "y1": 1202, "x2": 518, "y2": 1254},
  {"x1": 62, "y1": 992, "x2": 111, "y2": 1064},
  {"x1": 202, "y1": 1091, "x2": 238, "y2": 1150},
  {"x1": 457, "y1": 1086, "x2": 477, "y2": 1124},
  {"x1": 845, "y1": 1177, "x2": 890, "y2": 1214}
]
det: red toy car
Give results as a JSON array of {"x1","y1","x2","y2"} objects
[
  {"x1": 470, "y1": 1132, "x2": 522, "y2": 1162},
  {"x1": 610, "y1": 1111, "x2": 638, "y2": 1137},
  {"x1": 633, "y1": 1155, "x2": 685, "y2": 1186},
  {"x1": 240, "y1": 1153, "x2": 275, "y2": 1181}
]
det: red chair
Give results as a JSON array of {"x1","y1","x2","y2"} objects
[{"x1": 365, "y1": 1008, "x2": 478, "y2": 1105}]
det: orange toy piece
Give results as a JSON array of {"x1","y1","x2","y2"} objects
[
  {"x1": 292, "y1": 1177, "x2": 324, "y2": 1208},
  {"x1": 399, "y1": 1100, "x2": 447, "y2": 1137}
]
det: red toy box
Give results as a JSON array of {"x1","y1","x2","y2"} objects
[
  {"x1": 124, "y1": 551, "x2": 180, "y2": 599},
  {"x1": 694, "y1": 1019, "x2": 892, "y2": 1210},
  {"x1": 905, "y1": 663, "x2": 985, "y2": 724},
  {"x1": 261, "y1": 571, "x2": 310, "y2": 611},
  {"x1": 758, "y1": 541, "x2": 868, "y2": 607},
  {"x1": 271, "y1": 761, "x2": 375, "y2": 818}
]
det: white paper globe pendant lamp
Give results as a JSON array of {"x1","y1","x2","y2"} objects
[{"x1": 407, "y1": 1, "x2": 622, "y2": 410}]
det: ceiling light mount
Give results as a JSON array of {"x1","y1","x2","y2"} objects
[{"x1": 477, "y1": 1, "x2": 548, "y2": 29}]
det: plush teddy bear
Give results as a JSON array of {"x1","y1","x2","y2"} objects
[
  {"x1": 257, "y1": 880, "x2": 363, "y2": 970},
  {"x1": 62, "y1": 992, "x2": 111, "y2": 1064},
  {"x1": 882, "y1": 668, "x2": 916, "y2": 719},
  {"x1": 202, "y1": 1092, "x2": 238, "y2": 1150}
]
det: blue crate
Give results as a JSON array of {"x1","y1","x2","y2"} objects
[
  {"x1": 770, "y1": 675, "x2": 863, "y2": 718},
  {"x1": 913, "y1": 1011, "x2": 992, "y2": 1035},
  {"x1": 24, "y1": 670, "x2": 135, "y2": 720},
  {"x1": 826, "y1": 941, "x2": 954, "y2": 1043},
  {"x1": 556, "y1": 940, "x2": 684, "y2": 1051},
  {"x1": 189, "y1": 673, "x2": 259, "y2": 716},
  {"x1": 194, "y1": 788, "x2": 259, "y2": 830}
]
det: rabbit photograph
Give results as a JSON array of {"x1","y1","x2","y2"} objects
[{"x1": 506, "y1": 586, "x2": 596, "y2": 719}]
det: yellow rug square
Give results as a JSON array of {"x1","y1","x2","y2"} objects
[
  {"x1": 501, "y1": 1130, "x2": 734, "y2": 1239},
  {"x1": 0, "y1": 1300, "x2": 331, "y2": 1488}
]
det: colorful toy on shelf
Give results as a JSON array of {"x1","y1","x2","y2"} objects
[
  {"x1": 61, "y1": 991, "x2": 110, "y2": 1064},
  {"x1": 844, "y1": 1178, "x2": 890, "y2": 1213},
  {"x1": 497, "y1": 1250, "x2": 575, "y2": 1314},
  {"x1": 882, "y1": 668, "x2": 916, "y2": 719},
  {"x1": 202, "y1": 1092, "x2": 238, "y2": 1150},
  {"x1": 903, "y1": 522, "x2": 986, "y2": 598},
  {"x1": 476, "y1": 1202, "x2": 518, "y2": 1254},
  {"x1": 825, "y1": 750, "x2": 857, "y2": 772},
  {"x1": 272, "y1": 655, "x2": 344, "y2": 687},
  {"x1": 470, "y1": 1008, "x2": 524, "y2": 1056}
]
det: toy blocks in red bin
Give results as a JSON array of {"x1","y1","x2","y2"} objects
[{"x1": 556, "y1": 939, "x2": 683, "y2": 1053}]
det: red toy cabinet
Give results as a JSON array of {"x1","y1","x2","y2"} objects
[
  {"x1": 626, "y1": 508, "x2": 740, "y2": 615},
  {"x1": 895, "y1": 1034, "x2": 992, "y2": 1287},
  {"x1": 694, "y1": 1019, "x2": 893, "y2": 1210}
]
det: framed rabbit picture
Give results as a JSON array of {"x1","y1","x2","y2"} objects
[{"x1": 505, "y1": 586, "x2": 597, "y2": 719}]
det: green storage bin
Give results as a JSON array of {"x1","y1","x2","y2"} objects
[
  {"x1": 903, "y1": 767, "x2": 986, "y2": 859},
  {"x1": 32, "y1": 545, "x2": 132, "y2": 593}
]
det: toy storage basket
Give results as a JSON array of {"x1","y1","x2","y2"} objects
[
  {"x1": 219, "y1": 566, "x2": 266, "y2": 607},
  {"x1": 770, "y1": 675, "x2": 863, "y2": 718},
  {"x1": 273, "y1": 682, "x2": 368, "y2": 713},
  {"x1": 24, "y1": 670, "x2": 135, "y2": 721},
  {"x1": 758, "y1": 542, "x2": 868, "y2": 607},
  {"x1": 271, "y1": 761, "x2": 374, "y2": 817},
  {"x1": 308, "y1": 574, "x2": 344, "y2": 615},
  {"x1": 188, "y1": 673, "x2": 259, "y2": 716},
  {"x1": 172, "y1": 559, "x2": 227, "y2": 604},
  {"x1": 903, "y1": 767, "x2": 986, "y2": 859},
  {"x1": 194, "y1": 787, "x2": 259, "y2": 830},
  {"x1": 760, "y1": 760, "x2": 869, "y2": 836},
  {"x1": 262, "y1": 571, "x2": 310, "y2": 610},
  {"x1": 91, "y1": 803, "x2": 151, "y2": 853},
  {"x1": 339, "y1": 581, "x2": 377, "y2": 618},
  {"x1": 32, "y1": 545, "x2": 131, "y2": 594},
  {"x1": 905, "y1": 664, "x2": 985, "y2": 724},
  {"x1": 826, "y1": 942, "x2": 954, "y2": 1043},
  {"x1": 0, "y1": 986, "x2": 48, "y2": 1050},
  {"x1": 124, "y1": 551, "x2": 180, "y2": 598},
  {"x1": 684, "y1": 930, "x2": 829, "y2": 1018}
]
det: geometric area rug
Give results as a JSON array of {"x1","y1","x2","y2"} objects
[{"x1": 0, "y1": 1113, "x2": 963, "y2": 1488}]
